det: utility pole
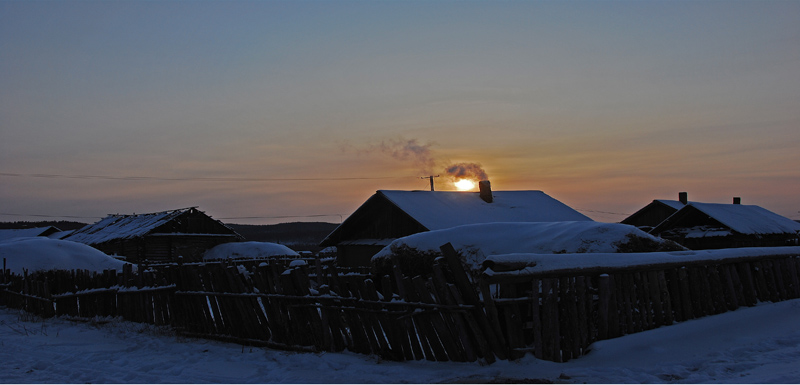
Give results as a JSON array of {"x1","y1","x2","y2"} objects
[{"x1": 420, "y1": 175, "x2": 439, "y2": 191}]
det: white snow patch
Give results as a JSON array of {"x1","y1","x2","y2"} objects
[
  {"x1": 486, "y1": 246, "x2": 800, "y2": 275},
  {"x1": 0, "y1": 237, "x2": 130, "y2": 274},
  {"x1": 373, "y1": 221, "x2": 683, "y2": 269},
  {"x1": 289, "y1": 259, "x2": 307, "y2": 267},
  {"x1": 203, "y1": 242, "x2": 299, "y2": 261}
]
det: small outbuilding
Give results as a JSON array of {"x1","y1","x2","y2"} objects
[
  {"x1": 0, "y1": 226, "x2": 63, "y2": 242},
  {"x1": 320, "y1": 183, "x2": 592, "y2": 267},
  {"x1": 621, "y1": 192, "x2": 690, "y2": 231},
  {"x1": 650, "y1": 202, "x2": 800, "y2": 250},
  {"x1": 64, "y1": 207, "x2": 243, "y2": 263}
]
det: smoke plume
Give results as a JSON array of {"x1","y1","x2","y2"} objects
[
  {"x1": 374, "y1": 138, "x2": 436, "y2": 173},
  {"x1": 445, "y1": 162, "x2": 488, "y2": 181},
  {"x1": 353, "y1": 138, "x2": 490, "y2": 186}
]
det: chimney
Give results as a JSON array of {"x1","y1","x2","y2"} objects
[
  {"x1": 479, "y1": 180, "x2": 493, "y2": 203},
  {"x1": 733, "y1": 197, "x2": 741, "y2": 205},
  {"x1": 679, "y1": 192, "x2": 688, "y2": 205}
]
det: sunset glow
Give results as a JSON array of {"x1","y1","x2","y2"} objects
[
  {"x1": 454, "y1": 179, "x2": 476, "y2": 191},
  {"x1": 1, "y1": 2, "x2": 798, "y2": 224}
]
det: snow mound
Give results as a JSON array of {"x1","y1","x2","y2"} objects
[
  {"x1": 372, "y1": 222, "x2": 685, "y2": 274},
  {"x1": 203, "y1": 241, "x2": 299, "y2": 260},
  {"x1": 0, "y1": 237, "x2": 130, "y2": 274}
]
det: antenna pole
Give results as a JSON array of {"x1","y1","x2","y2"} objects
[{"x1": 420, "y1": 175, "x2": 440, "y2": 191}]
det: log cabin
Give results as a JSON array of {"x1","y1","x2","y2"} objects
[
  {"x1": 620, "y1": 192, "x2": 690, "y2": 231},
  {"x1": 64, "y1": 207, "x2": 242, "y2": 263},
  {"x1": 649, "y1": 201, "x2": 800, "y2": 250},
  {"x1": 320, "y1": 182, "x2": 592, "y2": 267}
]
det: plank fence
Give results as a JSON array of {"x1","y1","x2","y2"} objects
[{"x1": 2, "y1": 245, "x2": 800, "y2": 364}]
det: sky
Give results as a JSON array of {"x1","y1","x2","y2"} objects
[{"x1": 1, "y1": 0, "x2": 799, "y2": 225}]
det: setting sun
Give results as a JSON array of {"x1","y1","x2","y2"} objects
[{"x1": 454, "y1": 179, "x2": 476, "y2": 191}]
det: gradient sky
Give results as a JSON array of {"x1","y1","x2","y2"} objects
[{"x1": 1, "y1": 0, "x2": 799, "y2": 225}]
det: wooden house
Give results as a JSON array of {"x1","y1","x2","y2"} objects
[
  {"x1": 64, "y1": 207, "x2": 243, "y2": 263},
  {"x1": 621, "y1": 192, "x2": 689, "y2": 231},
  {"x1": 320, "y1": 183, "x2": 592, "y2": 267},
  {"x1": 650, "y1": 202, "x2": 800, "y2": 250}
]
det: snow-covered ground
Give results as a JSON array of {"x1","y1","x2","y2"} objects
[{"x1": 3, "y1": 298, "x2": 800, "y2": 383}]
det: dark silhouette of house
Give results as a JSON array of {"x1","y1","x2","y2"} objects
[
  {"x1": 64, "y1": 207, "x2": 242, "y2": 263},
  {"x1": 650, "y1": 202, "x2": 800, "y2": 250},
  {"x1": 621, "y1": 192, "x2": 690, "y2": 231},
  {"x1": 320, "y1": 184, "x2": 592, "y2": 267}
]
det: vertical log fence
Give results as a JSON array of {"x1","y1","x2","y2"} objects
[
  {"x1": 481, "y1": 249, "x2": 800, "y2": 362},
  {"x1": 2, "y1": 247, "x2": 800, "y2": 364}
]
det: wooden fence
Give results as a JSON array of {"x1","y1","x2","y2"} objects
[
  {"x1": 3, "y1": 245, "x2": 800, "y2": 364},
  {"x1": 481, "y1": 248, "x2": 800, "y2": 362}
]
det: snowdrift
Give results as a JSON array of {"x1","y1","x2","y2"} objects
[
  {"x1": 203, "y1": 241, "x2": 299, "y2": 260},
  {"x1": 372, "y1": 222, "x2": 685, "y2": 276},
  {"x1": 0, "y1": 237, "x2": 130, "y2": 274}
]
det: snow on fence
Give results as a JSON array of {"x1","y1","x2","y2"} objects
[
  {"x1": 2, "y1": 245, "x2": 800, "y2": 364},
  {"x1": 480, "y1": 246, "x2": 800, "y2": 362}
]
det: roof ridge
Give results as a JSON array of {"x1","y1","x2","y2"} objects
[{"x1": 105, "y1": 207, "x2": 198, "y2": 217}]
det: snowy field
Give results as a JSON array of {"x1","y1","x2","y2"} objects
[{"x1": 3, "y1": 299, "x2": 800, "y2": 384}]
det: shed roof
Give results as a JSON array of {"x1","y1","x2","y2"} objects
[
  {"x1": 376, "y1": 189, "x2": 591, "y2": 230},
  {"x1": 654, "y1": 203, "x2": 800, "y2": 235},
  {"x1": 0, "y1": 226, "x2": 62, "y2": 242},
  {"x1": 654, "y1": 199, "x2": 687, "y2": 211},
  {"x1": 621, "y1": 199, "x2": 688, "y2": 225},
  {"x1": 65, "y1": 207, "x2": 196, "y2": 245}
]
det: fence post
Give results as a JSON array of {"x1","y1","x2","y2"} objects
[{"x1": 598, "y1": 274, "x2": 610, "y2": 340}]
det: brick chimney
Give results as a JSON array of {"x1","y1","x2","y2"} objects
[
  {"x1": 479, "y1": 180, "x2": 493, "y2": 203},
  {"x1": 733, "y1": 197, "x2": 741, "y2": 204},
  {"x1": 679, "y1": 192, "x2": 688, "y2": 205}
]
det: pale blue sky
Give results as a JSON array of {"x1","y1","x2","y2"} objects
[{"x1": 1, "y1": 0, "x2": 798, "y2": 223}]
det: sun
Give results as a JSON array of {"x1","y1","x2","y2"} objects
[{"x1": 454, "y1": 179, "x2": 476, "y2": 191}]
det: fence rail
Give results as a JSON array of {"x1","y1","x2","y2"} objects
[{"x1": 2, "y1": 245, "x2": 800, "y2": 364}]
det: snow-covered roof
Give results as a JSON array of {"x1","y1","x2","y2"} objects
[
  {"x1": 379, "y1": 190, "x2": 592, "y2": 230},
  {"x1": 654, "y1": 203, "x2": 800, "y2": 236},
  {"x1": 654, "y1": 199, "x2": 687, "y2": 211},
  {"x1": 47, "y1": 230, "x2": 74, "y2": 239},
  {"x1": 65, "y1": 208, "x2": 193, "y2": 245},
  {"x1": 686, "y1": 203, "x2": 800, "y2": 235},
  {"x1": 0, "y1": 227, "x2": 61, "y2": 242}
]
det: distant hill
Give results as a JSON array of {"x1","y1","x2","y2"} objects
[
  {"x1": 0, "y1": 221, "x2": 88, "y2": 231},
  {"x1": 227, "y1": 222, "x2": 339, "y2": 252}
]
